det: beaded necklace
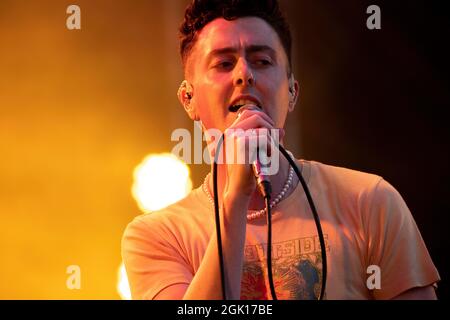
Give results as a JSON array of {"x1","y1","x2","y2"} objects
[{"x1": 202, "y1": 157, "x2": 296, "y2": 221}]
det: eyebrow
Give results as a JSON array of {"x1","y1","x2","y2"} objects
[{"x1": 206, "y1": 45, "x2": 277, "y2": 61}]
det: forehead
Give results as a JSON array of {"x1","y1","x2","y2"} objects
[{"x1": 188, "y1": 17, "x2": 287, "y2": 67}]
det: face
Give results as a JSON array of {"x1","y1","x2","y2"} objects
[{"x1": 183, "y1": 17, "x2": 298, "y2": 132}]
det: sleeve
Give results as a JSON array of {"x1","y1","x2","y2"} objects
[
  {"x1": 364, "y1": 178, "x2": 440, "y2": 299},
  {"x1": 121, "y1": 215, "x2": 193, "y2": 300}
]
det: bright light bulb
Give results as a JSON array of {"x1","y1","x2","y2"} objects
[{"x1": 131, "y1": 153, "x2": 192, "y2": 213}]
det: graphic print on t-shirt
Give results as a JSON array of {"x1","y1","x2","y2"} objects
[{"x1": 240, "y1": 234, "x2": 329, "y2": 300}]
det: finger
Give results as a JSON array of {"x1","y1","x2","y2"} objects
[
  {"x1": 239, "y1": 109, "x2": 274, "y2": 125},
  {"x1": 226, "y1": 128, "x2": 271, "y2": 162},
  {"x1": 232, "y1": 109, "x2": 274, "y2": 127},
  {"x1": 229, "y1": 114, "x2": 274, "y2": 131}
]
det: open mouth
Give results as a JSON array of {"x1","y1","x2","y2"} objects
[
  {"x1": 228, "y1": 104, "x2": 243, "y2": 113},
  {"x1": 228, "y1": 103, "x2": 262, "y2": 113}
]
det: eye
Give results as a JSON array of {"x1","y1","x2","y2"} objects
[
  {"x1": 256, "y1": 59, "x2": 272, "y2": 66},
  {"x1": 251, "y1": 57, "x2": 273, "y2": 67},
  {"x1": 213, "y1": 60, "x2": 234, "y2": 70}
]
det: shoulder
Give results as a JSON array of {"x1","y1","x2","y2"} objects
[
  {"x1": 304, "y1": 159, "x2": 384, "y2": 198},
  {"x1": 122, "y1": 186, "x2": 210, "y2": 243},
  {"x1": 301, "y1": 159, "x2": 408, "y2": 221}
]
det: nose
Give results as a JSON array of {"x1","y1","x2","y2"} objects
[{"x1": 233, "y1": 58, "x2": 255, "y2": 87}]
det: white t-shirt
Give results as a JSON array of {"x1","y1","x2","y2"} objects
[{"x1": 122, "y1": 159, "x2": 440, "y2": 299}]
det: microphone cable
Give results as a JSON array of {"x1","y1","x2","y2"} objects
[
  {"x1": 212, "y1": 134, "x2": 327, "y2": 300},
  {"x1": 278, "y1": 145, "x2": 327, "y2": 300},
  {"x1": 213, "y1": 134, "x2": 227, "y2": 300},
  {"x1": 265, "y1": 194, "x2": 277, "y2": 300}
]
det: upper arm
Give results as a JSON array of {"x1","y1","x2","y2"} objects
[
  {"x1": 391, "y1": 285, "x2": 437, "y2": 300},
  {"x1": 121, "y1": 217, "x2": 193, "y2": 300},
  {"x1": 364, "y1": 179, "x2": 440, "y2": 299},
  {"x1": 153, "y1": 283, "x2": 190, "y2": 300}
]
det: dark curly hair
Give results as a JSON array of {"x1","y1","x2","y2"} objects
[{"x1": 179, "y1": 0, "x2": 293, "y2": 74}]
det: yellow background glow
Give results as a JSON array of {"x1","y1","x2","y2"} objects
[{"x1": 0, "y1": 0, "x2": 298, "y2": 299}]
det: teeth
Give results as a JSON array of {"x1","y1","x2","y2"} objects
[
  {"x1": 235, "y1": 99, "x2": 257, "y2": 107},
  {"x1": 229, "y1": 99, "x2": 260, "y2": 112}
]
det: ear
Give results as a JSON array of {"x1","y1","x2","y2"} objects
[
  {"x1": 288, "y1": 75, "x2": 300, "y2": 112},
  {"x1": 177, "y1": 80, "x2": 198, "y2": 120}
]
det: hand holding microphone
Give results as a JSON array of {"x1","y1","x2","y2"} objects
[{"x1": 234, "y1": 105, "x2": 281, "y2": 199}]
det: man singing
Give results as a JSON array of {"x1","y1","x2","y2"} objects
[{"x1": 122, "y1": 0, "x2": 440, "y2": 300}]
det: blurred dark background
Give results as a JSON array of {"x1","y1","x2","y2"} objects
[
  {"x1": 0, "y1": 0, "x2": 448, "y2": 299},
  {"x1": 285, "y1": 0, "x2": 449, "y2": 299}
]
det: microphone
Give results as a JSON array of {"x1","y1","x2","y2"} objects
[
  {"x1": 252, "y1": 151, "x2": 272, "y2": 199},
  {"x1": 237, "y1": 105, "x2": 273, "y2": 199}
]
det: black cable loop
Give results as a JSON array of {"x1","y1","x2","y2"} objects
[
  {"x1": 212, "y1": 134, "x2": 327, "y2": 300},
  {"x1": 212, "y1": 134, "x2": 226, "y2": 300},
  {"x1": 265, "y1": 196, "x2": 277, "y2": 300},
  {"x1": 278, "y1": 145, "x2": 327, "y2": 300}
]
